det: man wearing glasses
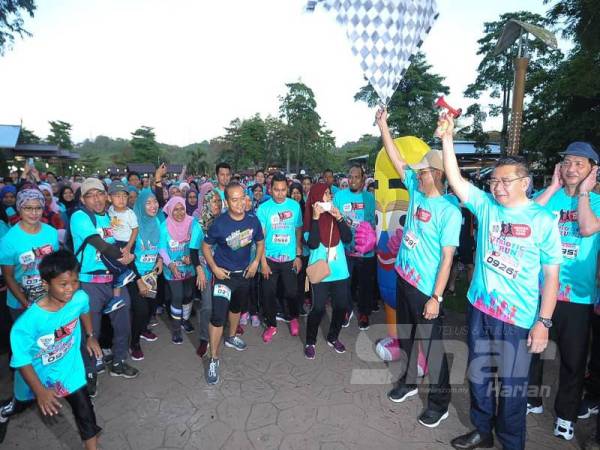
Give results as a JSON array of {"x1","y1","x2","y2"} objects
[
  {"x1": 71, "y1": 178, "x2": 139, "y2": 397},
  {"x1": 526, "y1": 142, "x2": 600, "y2": 441},
  {"x1": 438, "y1": 114, "x2": 562, "y2": 450},
  {"x1": 376, "y1": 109, "x2": 461, "y2": 429}
]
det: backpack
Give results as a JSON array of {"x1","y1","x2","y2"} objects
[{"x1": 63, "y1": 207, "x2": 98, "y2": 257}]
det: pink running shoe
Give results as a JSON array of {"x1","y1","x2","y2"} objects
[
  {"x1": 262, "y1": 326, "x2": 277, "y2": 343},
  {"x1": 289, "y1": 318, "x2": 299, "y2": 336},
  {"x1": 251, "y1": 315, "x2": 260, "y2": 327},
  {"x1": 375, "y1": 336, "x2": 402, "y2": 362},
  {"x1": 240, "y1": 312, "x2": 249, "y2": 326}
]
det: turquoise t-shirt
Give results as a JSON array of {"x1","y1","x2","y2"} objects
[
  {"x1": 537, "y1": 188, "x2": 600, "y2": 305},
  {"x1": 465, "y1": 184, "x2": 563, "y2": 329},
  {"x1": 134, "y1": 226, "x2": 160, "y2": 275},
  {"x1": 10, "y1": 290, "x2": 89, "y2": 401},
  {"x1": 394, "y1": 169, "x2": 461, "y2": 297},
  {"x1": 159, "y1": 221, "x2": 194, "y2": 281},
  {"x1": 333, "y1": 188, "x2": 376, "y2": 258},
  {"x1": 190, "y1": 221, "x2": 212, "y2": 280},
  {"x1": 257, "y1": 198, "x2": 302, "y2": 263},
  {"x1": 70, "y1": 209, "x2": 116, "y2": 283},
  {"x1": 0, "y1": 223, "x2": 59, "y2": 309},
  {"x1": 307, "y1": 240, "x2": 349, "y2": 282}
]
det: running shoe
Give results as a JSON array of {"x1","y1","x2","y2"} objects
[
  {"x1": 262, "y1": 326, "x2": 277, "y2": 343},
  {"x1": 304, "y1": 344, "x2": 316, "y2": 360},
  {"x1": 206, "y1": 358, "x2": 220, "y2": 385},
  {"x1": 130, "y1": 344, "x2": 144, "y2": 361},
  {"x1": 224, "y1": 335, "x2": 247, "y2": 351},
  {"x1": 172, "y1": 330, "x2": 183, "y2": 345},
  {"x1": 251, "y1": 315, "x2": 261, "y2": 327},
  {"x1": 148, "y1": 315, "x2": 159, "y2": 327},
  {"x1": 342, "y1": 310, "x2": 354, "y2": 328},
  {"x1": 110, "y1": 361, "x2": 139, "y2": 379},
  {"x1": 289, "y1": 318, "x2": 299, "y2": 336},
  {"x1": 181, "y1": 319, "x2": 195, "y2": 334},
  {"x1": 327, "y1": 339, "x2": 346, "y2": 354},
  {"x1": 196, "y1": 340, "x2": 209, "y2": 359},
  {"x1": 358, "y1": 314, "x2": 369, "y2": 330},
  {"x1": 115, "y1": 269, "x2": 137, "y2": 288},
  {"x1": 578, "y1": 398, "x2": 600, "y2": 419},
  {"x1": 527, "y1": 403, "x2": 544, "y2": 415},
  {"x1": 140, "y1": 330, "x2": 158, "y2": 342},
  {"x1": 240, "y1": 312, "x2": 249, "y2": 326},
  {"x1": 388, "y1": 385, "x2": 418, "y2": 403},
  {"x1": 87, "y1": 372, "x2": 98, "y2": 398},
  {"x1": 103, "y1": 296, "x2": 126, "y2": 314},
  {"x1": 418, "y1": 409, "x2": 449, "y2": 428},
  {"x1": 554, "y1": 417, "x2": 574, "y2": 440},
  {"x1": 276, "y1": 312, "x2": 291, "y2": 323}
]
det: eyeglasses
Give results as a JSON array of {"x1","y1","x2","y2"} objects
[
  {"x1": 487, "y1": 176, "x2": 528, "y2": 188},
  {"x1": 21, "y1": 206, "x2": 43, "y2": 213}
]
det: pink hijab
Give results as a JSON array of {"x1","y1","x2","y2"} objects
[
  {"x1": 196, "y1": 182, "x2": 214, "y2": 215},
  {"x1": 162, "y1": 196, "x2": 193, "y2": 242}
]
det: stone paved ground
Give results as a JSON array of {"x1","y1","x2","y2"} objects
[{"x1": 0, "y1": 308, "x2": 595, "y2": 449}]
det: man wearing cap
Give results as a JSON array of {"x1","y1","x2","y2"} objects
[
  {"x1": 70, "y1": 178, "x2": 139, "y2": 396},
  {"x1": 528, "y1": 142, "x2": 600, "y2": 441},
  {"x1": 377, "y1": 109, "x2": 461, "y2": 428}
]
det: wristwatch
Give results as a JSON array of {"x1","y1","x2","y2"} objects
[
  {"x1": 537, "y1": 316, "x2": 553, "y2": 328},
  {"x1": 579, "y1": 191, "x2": 589, "y2": 197},
  {"x1": 432, "y1": 294, "x2": 443, "y2": 303},
  {"x1": 86, "y1": 332, "x2": 95, "y2": 338}
]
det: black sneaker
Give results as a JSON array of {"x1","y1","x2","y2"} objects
[
  {"x1": 342, "y1": 310, "x2": 354, "y2": 328},
  {"x1": 87, "y1": 372, "x2": 98, "y2": 398},
  {"x1": 578, "y1": 398, "x2": 600, "y2": 419},
  {"x1": 181, "y1": 319, "x2": 195, "y2": 334},
  {"x1": 0, "y1": 414, "x2": 8, "y2": 444},
  {"x1": 418, "y1": 409, "x2": 449, "y2": 428},
  {"x1": 388, "y1": 384, "x2": 418, "y2": 403},
  {"x1": 110, "y1": 361, "x2": 139, "y2": 379},
  {"x1": 358, "y1": 314, "x2": 369, "y2": 330},
  {"x1": 172, "y1": 330, "x2": 183, "y2": 345}
]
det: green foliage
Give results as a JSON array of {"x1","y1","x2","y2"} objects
[
  {"x1": 464, "y1": 11, "x2": 564, "y2": 152},
  {"x1": 47, "y1": 120, "x2": 73, "y2": 150},
  {"x1": 0, "y1": 0, "x2": 35, "y2": 55},
  {"x1": 130, "y1": 126, "x2": 161, "y2": 164},
  {"x1": 522, "y1": 0, "x2": 600, "y2": 164},
  {"x1": 186, "y1": 145, "x2": 209, "y2": 176},
  {"x1": 17, "y1": 126, "x2": 40, "y2": 144}
]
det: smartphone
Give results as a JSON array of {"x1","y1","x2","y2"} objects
[
  {"x1": 318, "y1": 202, "x2": 332, "y2": 212},
  {"x1": 27, "y1": 158, "x2": 35, "y2": 168}
]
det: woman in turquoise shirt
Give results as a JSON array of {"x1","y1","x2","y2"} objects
[{"x1": 303, "y1": 183, "x2": 352, "y2": 360}]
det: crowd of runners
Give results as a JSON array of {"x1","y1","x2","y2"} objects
[{"x1": 0, "y1": 111, "x2": 598, "y2": 450}]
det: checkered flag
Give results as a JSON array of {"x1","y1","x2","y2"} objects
[{"x1": 307, "y1": 0, "x2": 439, "y2": 106}]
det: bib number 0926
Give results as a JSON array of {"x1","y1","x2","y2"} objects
[{"x1": 486, "y1": 254, "x2": 518, "y2": 279}]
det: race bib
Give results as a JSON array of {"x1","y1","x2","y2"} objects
[
  {"x1": 213, "y1": 283, "x2": 232, "y2": 301},
  {"x1": 140, "y1": 254, "x2": 157, "y2": 264},
  {"x1": 561, "y1": 243, "x2": 579, "y2": 260},
  {"x1": 18, "y1": 251, "x2": 36, "y2": 266},
  {"x1": 485, "y1": 251, "x2": 520, "y2": 279},
  {"x1": 21, "y1": 274, "x2": 44, "y2": 302},
  {"x1": 403, "y1": 230, "x2": 419, "y2": 250},
  {"x1": 343, "y1": 203, "x2": 352, "y2": 213},
  {"x1": 272, "y1": 234, "x2": 290, "y2": 245}
]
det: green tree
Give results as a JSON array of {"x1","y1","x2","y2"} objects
[
  {"x1": 521, "y1": 0, "x2": 600, "y2": 164},
  {"x1": 47, "y1": 120, "x2": 73, "y2": 150},
  {"x1": 17, "y1": 126, "x2": 40, "y2": 144},
  {"x1": 464, "y1": 11, "x2": 563, "y2": 153},
  {"x1": 279, "y1": 82, "x2": 323, "y2": 173},
  {"x1": 130, "y1": 126, "x2": 161, "y2": 164},
  {"x1": 0, "y1": 0, "x2": 35, "y2": 55},
  {"x1": 187, "y1": 146, "x2": 209, "y2": 175},
  {"x1": 355, "y1": 52, "x2": 449, "y2": 141}
]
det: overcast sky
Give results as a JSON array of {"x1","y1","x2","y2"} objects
[{"x1": 0, "y1": 0, "x2": 566, "y2": 147}]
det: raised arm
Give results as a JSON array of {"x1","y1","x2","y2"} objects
[
  {"x1": 437, "y1": 113, "x2": 470, "y2": 202},
  {"x1": 577, "y1": 166, "x2": 600, "y2": 236},
  {"x1": 534, "y1": 164, "x2": 562, "y2": 206},
  {"x1": 375, "y1": 109, "x2": 407, "y2": 181}
]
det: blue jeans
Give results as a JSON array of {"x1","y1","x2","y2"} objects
[{"x1": 467, "y1": 304, "x2": 531, "y2": 450}]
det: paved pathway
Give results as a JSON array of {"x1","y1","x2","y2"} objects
[{"x1": 0, "y1": 308, "x2": 595, "y2": 449}]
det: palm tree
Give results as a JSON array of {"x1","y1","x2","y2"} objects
[{"x1": 187, "y1": 146, "x2": 209, "y2": 176}]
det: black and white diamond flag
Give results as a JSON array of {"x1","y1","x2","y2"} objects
[{"x1": 307, "y1": 0, "x2": 439, "y2": 106}]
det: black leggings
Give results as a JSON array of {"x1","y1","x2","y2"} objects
[
  {"x1": 262, "y1": 260, "x2": 299, "y2": 327},
  {"x1": 127, "y1": 281, "x2": 155, "y2": 346},
  {"x1": 306, "y1": 278, "x2": 349, "y2": 345},
  {"x1": 167, "y1": 278, "x2": 194, "y2": 328},
  {"x1": 211, "y1": 274, "x2": 249, "y2": 327}
]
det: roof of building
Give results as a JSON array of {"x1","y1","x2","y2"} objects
[{"x1": 0, "y1": 125, "x2": 22, "y2": 148}]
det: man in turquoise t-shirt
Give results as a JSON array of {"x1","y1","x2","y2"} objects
[
  {"x1": 528, "y1": 142, "x2": 600, "y2": 441},
  {"x1": 378, "y1": 111, "x2": 461, "y2": 430},
  {"x1": 70, "y1": 178, "x2": 139, "y2": 395},
  {"x1": 438, "y1": 113, "x2": 562, "y2": 450},
  {"x1": 257, "y1": 172, "x2": 303, "y2": 343},
  {"x1": 214, "y1": 162, "x2": 231, "y2": 213},
  {"x1": 333, "y1": 164, "x2": 377, "y2": 330}
]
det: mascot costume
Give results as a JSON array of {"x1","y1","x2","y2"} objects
[{"x1": 373, "y1": 137, "x2": 430, "y2": 362}]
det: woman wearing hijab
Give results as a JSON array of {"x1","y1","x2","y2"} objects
[
  {"x1": 0, "y1": 185, "x2": 18, "y2": 225},
  {"x1": 0, "y1": 189, "x2": 59, "y2": 321},
  {"x1": 58, "y1": 185, "x2": 78, "y2": 225},
  {"x1": 189, "y1": 189, "x2": 221, "y2": 358},
  {"x1": 128, "y1": 190, "x2": 163, "y2": 361},
  {"x1": 185, "y1": 190, "x2": 199, "y2": 217},
  {"x1": 127, "y1": 185, "x2": 139, "y2": 209},
  {"x1": 289, "y1": 182, "x2": 311, "y2": 315},
  {"x1": 158, "y1": 196, "x2": 201, "y2": 344},
  {"x1": 303, "y1": 183, "x2": 352, "y2": 359},
  {"x1": 38, "y1": 184, "x2": 65, "y2": 232}
]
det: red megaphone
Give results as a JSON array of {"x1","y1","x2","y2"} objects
[{"x1": 434, "y1": 96, "x2": 462, "y2": 118}]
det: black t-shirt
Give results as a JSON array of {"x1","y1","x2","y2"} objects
[{"x1": 204, "y1": 212, "x2": 264, "y2": 271}]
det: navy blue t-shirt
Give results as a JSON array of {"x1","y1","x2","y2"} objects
[{"x1": 204, "y1": 212, "x2": 264, "y2": 271}]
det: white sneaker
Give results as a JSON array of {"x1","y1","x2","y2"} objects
[
  {"x1": 527, "y1": 403, "x2": 543, "y2": 415},
  {"x1": 554, "y1": 417, "x2": 574, "y2": 440}
]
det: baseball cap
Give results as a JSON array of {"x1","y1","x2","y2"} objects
[
  {"x1": 409, "y1": 150, "x2": 444, "y2": 172},
  {"x1": 81, "y1": 178, "x2": 106, "y2": 197},
  {"x1": 561, "y1": 142, "x2": 599, "y2": 164},
  {"x1": 108, "y1": 181, "x2": 128, "y2": 195}
]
